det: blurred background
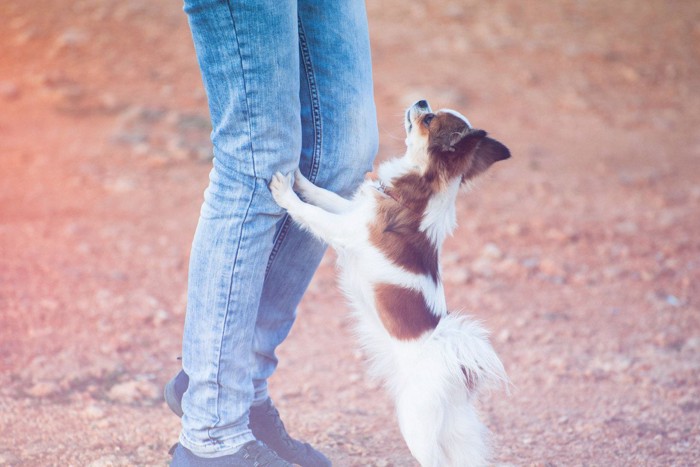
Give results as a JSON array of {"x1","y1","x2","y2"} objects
[{"x1": 1, "y1": 0, "x2": 698, "y2": 465}]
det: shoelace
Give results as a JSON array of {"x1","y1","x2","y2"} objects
[
  {"x1": 266, "y1": 405, "x2": 297, "y2": 449},
  {"x1": 241, "y1": 442, "x2": 289, "y2": 466},
  {"x1": 250, "y1": 402, "x2": 324, "y2": 465}
]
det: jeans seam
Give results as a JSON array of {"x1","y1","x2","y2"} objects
[
  {"x1": 264, "y1": 16, "x2": 323, "y2": 277},
  {"x1": 211, "y1": 180, "x2": 257, "y2": 440},
  {"x1": 298, "y1": 17, "x2": 323, "y2": 184},
  {"x1": 225, "y1": 0, "x2": 257, "y2": 178},
  {"x1": 205, "y1": 2, "x2": 258, "y2": 436},
  {"x1": 264, "y1": 215, "x2": 291, "y2": 277}
]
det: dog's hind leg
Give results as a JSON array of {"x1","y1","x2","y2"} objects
[
  {"x1": 292, "y1": 168, "x2": 355, "y2": 214},
  {"x1": 394, "y1": 378, "x2": 447, "y2": 467}
]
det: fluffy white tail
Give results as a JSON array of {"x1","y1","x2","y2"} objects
[{"x1": 390, "y1": 314, "x2": 507, "y2": 467}]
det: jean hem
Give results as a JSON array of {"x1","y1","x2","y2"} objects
[{"x1": 178, "y1": 430, "x2": 256, "y2": 459}]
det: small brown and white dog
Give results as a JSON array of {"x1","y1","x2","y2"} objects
[{"x1": 270, "y1": 100, "x2": 510, "y2": 466}]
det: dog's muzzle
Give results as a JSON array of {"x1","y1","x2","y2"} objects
[{"x1": 405, "y1": 99, "x2": 432, "y2": 133}]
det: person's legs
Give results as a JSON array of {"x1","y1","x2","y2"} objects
[
  {"x1": 250, "y1": 0, "x2": 378, "y2": 403},
  {"x1": 176, "y1": 0, "x2": 377, "y2": 460},
  {"x1": 179, "y1": 0, "x2": 303, "y2": 458}
]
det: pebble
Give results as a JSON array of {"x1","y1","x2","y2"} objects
[
  {"x1": 504, "y1": 222, "x2": 523, "y2": 237},
  {"x1": 522, "y1": 257, "x2": 540, "y2": 271},
  {"x1": 49, "y1": 28, "x2": 88, "y2": 57},
  {"x1": 27, "y1": 381, "x2": 60, "y2": 398},
  {"x1": 107, "y1": 380, "x2": 159, "y2": 404},
  {"x1": 544, "y1": 228, "x2": 569, "y2": 242},
  {"x1": 98, "y1": 93, "x2": 122, "y2": 113},
  {"x1": 152, "y1": 309, "x2": 170, "y2": 327},
  {"x1": 445, "y1": 266, "x2": 471, "y2": 284},
  {"x1": 496, "y1": 257, "x2": 523, "y2": 277},
  {"x1": 539, "y1": 258, "x2": 567, "y2": 278},
  {"x1": 497, "y1": 328, "x2": 512, "y2": 344},
  {"x1": 87, "y1": 455, "x2": 132, "y2": 467},
  {"x1": 480, "y1": 243, "x2": 504, "y2": 260},
  {"x1": 0, "y1": 81, "x2": 20, "y2": 100},
  {"x1": 83, "y1": 404, "x2": 106, "y2": 420},
  {"x1": 664, "y1": 294, "x2": 682, "y2": 308},
  {"x1": 471, "y1": 257, "x2": 494, "y2": 277},
  {"x1": 614, "y1": 221, "x2": 639, "y2": 235},
  {"x1": 0, "y1": 453, "x2": 21, "y2": 465},
  {"x1": 104, "y1": 177, "x2": 137, "y2": 193}
]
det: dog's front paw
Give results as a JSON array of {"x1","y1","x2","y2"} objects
[
  {"x1": 293, "y1": 168, "x2": 314, "y2": 199},
  {"x1": 269, "y1": 171, "x2": 297, "y2": 209}
]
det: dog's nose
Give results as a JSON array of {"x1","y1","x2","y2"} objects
[{"x1": 416, "y1": 100, "x2": 429, "y2": 110}]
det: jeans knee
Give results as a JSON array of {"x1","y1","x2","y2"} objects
[{"x1": 320, "y1": 109, "x2": 378, "y2": 197}]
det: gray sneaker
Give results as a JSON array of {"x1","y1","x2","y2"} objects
[
  {"x1": 165, "y1": 370, "x2": 331, "y2": 467},
  {"x1": 170, "y1": 441, "x2": 292, "y2": 467}
]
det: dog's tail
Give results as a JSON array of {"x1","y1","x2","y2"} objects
[{"x1": 392, "y1": 313, "x2": 507, "y2": 467}]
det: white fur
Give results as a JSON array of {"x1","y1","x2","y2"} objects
[
  {"x1": 420, "y1": 177, "x2": 461, "y2": 247},
  {"x1": 269, "y1": 107, "x2": 506, "y2": 466},
  {"x1": 443, "y1": 108, "x2": 473, "y2": 128}
]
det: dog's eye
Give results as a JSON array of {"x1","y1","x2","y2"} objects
[{"x1": 422, "y1": 113, "x2": 435, "y2": 127}]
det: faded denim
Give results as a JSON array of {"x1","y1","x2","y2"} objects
[{"x1": 179, "y1": 0, "x2": 377, "y2": 458}]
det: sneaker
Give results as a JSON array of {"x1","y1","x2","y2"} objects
[
  {"x1": 165, "y1": 370, "x2": 331, "y2": 467},
  {"x1": 170, "y1": 440, "x2": 292, "y2": 467},
  {"x1": 249, "y1": 398, "x2": 331, "y2": 467}
]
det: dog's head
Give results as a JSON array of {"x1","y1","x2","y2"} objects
[{"x1": 404, "y1": 100, "x2": 510, "y2": 187}]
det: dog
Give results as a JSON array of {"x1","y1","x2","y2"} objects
[{"x1": 269, "y1": 100, "x2": 510, "y2": 466}]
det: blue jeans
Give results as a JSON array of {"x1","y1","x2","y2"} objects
[{"x1": 179, "y1": 0, "x2": 378, "y2": 458}]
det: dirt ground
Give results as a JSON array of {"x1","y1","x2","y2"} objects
[{"x1": 1, "y1": 1, "x2": 699, "y2": 466}]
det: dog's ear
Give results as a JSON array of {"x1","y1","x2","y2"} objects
[
  {"x1": 462, "y1": 135, "x2": 511, "y2": 181},
  {"x1": 437, "y1": 129, "x2": 486, "y2": 154}
]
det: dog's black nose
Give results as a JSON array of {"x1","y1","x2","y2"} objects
[{"x1": 416, "y1": 100, "x2": 429, "y2": 109}]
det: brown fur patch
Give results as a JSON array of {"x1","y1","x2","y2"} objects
[
  {"x1": 422, "y1": 111, "x2": 510, "y2": 184},
  {"x1": 369, "y1": 174, "x2": 439, "y2": 282},
  {"x1": 374, "y1": 283, "x2": 439, "y2": 340}
]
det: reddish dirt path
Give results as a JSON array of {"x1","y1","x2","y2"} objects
[{"x1": 1, "y1": 1, "x2": 699, "y2": 465}]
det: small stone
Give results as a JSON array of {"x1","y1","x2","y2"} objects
[
  {"x1": 539, "y1": 258, "x2": 566, "y2": 278},
  {"x1": 98, "y1": 93, "x2": 122, "y2": 113},
  {"x1": 682, "y1": 337, "x2": 700, "y2": 352},
  {"x1": 522, "y1": 257, "x2": 540, "y2": 271},
  {"x1": 496, "y1": 328, "x2": 512, "y2": 344},
  {"x1": 496, "y1": 257, "x2": 522, "y2": 277},
  {"x1": 664, "y1": 294, "x2": 682, "y2": 308},
  {"x1": 27, "y1": 381, "x2": 60, "y2": 398},
  {"x1": 152, "y1": 309, "x2": 169, "y2": 327},
  {"x1": 83, "y1": 404, "x2": 105, "y2": 420},
  {"x1": 0, "y1": 452, "x2": 21, "y2": 465},
  {"x1": 445, "y1": 266, "x2": 471, "y2": 284},
  {"x1": 480, "y1": 243, "x2": 503, "y2": 260},
  {"x1": 558, "y1": 90, "x2": 588, "y2": 110},
  {"x1": 104, "y1": 177, "x2": 137, "y2": 193},
  {"x1": 614, "y1": 221, "x2": 639, "y2": 235},
  {"x1": 87, "y1": 455, "x2": 132, "y2": 467},
  {"x1": 107, "y1": 380, "x2": 159, "y2": 403},
  {"x1": 505, "y1": 223, "x2": 523, "y2": 237},
  {"x1": 602, "y1": 266, "x2": 622, "y2": 280},
  {"x1": 50, "y1": 28, "x2": 88, "y2": 56},
  {"x1": 544, "y1": 228, "x2": 568, "y2": 242},
  {"x1": 0, "y1": 81, "x2": 20, "y2": 100},
  {"x1": 618, "y1": 64, "x2": 640, "y2": 83},
  {"x1": 471, "y1": 257, "x2": 494, "y2": 277}
]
